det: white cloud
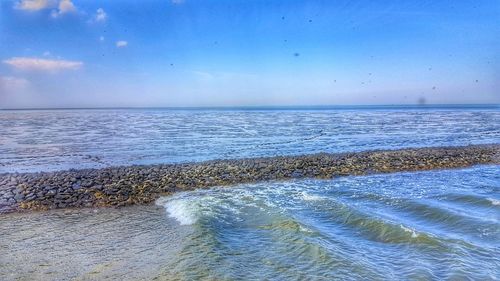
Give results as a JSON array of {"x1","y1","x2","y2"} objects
[
  {"x1": 99, "y1": 36, "x2": 105, "y2": 42},
  {"x1": 94, "y1": 8, "x2": 107, "y2": 22},
  {"x1": 116, "y1": 41, "x2": 128, "y2": 48},
  {"x1": 50, "y1": 0, "x2": 76, "y2": 18},
  {"x1": 3, "y1": 57, "x2": 83, "y2": 72},
  {"x1": 58, "y1": 0, "x2": 75, "y2": 13},
  {"x1": 15, "y1": 0, "x2": 77, "y2": 17},
  {"x1": 14, "y1": 0, "x2": 54, "y2": 11}
]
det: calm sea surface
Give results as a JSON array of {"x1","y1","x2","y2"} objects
[
  {"x1": 0, "y1": 107, "x2": 499, "y2": 280},
  {"x1": 0, "y1": 107, "x2": 499, "y2": 173}
]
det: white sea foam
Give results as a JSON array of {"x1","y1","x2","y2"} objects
[
  {"x1": 299, "y1": 225, "x2": 314, "y2": 233},
  {"x1": 157, "y1": 196, "x2": 199, "y2": 225},
  {"x1": 301, "y1": 192, "x2": 323, "y2": 201},
  {"x1": 487, "y1": 198, "x2": 500, "y2": 206},
  {"x1": 400, "y1": 225, "x2": 419, "y2": 238},
  {"x1": 156, "y1": 188, "x2": 252, "y2": 225}
]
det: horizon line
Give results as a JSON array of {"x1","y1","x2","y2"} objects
[{"x1": 1, "y1": 103, "x2": 499, "y2": 111}]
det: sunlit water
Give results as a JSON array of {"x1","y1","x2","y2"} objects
[
  {"x1": 1, "y1": 166, "x2": 499, "y2": 280},
  {"x1": 1, "y1": 107, "x2": 499, "y2": 173}
]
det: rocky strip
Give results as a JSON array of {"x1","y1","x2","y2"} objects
[{"x1": 1, "y1": 144, "x2": 499, "y2": 213}]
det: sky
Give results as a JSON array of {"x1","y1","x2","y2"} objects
[{"x1": 0, "y1": 0, "x2": 499, "y2": 108}]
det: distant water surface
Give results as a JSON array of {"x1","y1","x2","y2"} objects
[
  {"x1": 1, "y1": 166, "x2": 498, "y2": 280},
  {"x1": 0, "y1": 106, "x2": 499, "y2": 173}
]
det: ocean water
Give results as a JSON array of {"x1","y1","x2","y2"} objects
[
  {"x1": 0, "y1": 107, "x2": 499, "y2": 173},
  {"x1": 0, "y1": 166, "x2": 499, "y2": 280},
  {"x1": 0, "y1": 107, "x2": 499, "y2": 280}
]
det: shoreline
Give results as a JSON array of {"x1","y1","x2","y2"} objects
[{"x1": 1, "y1": 144, "x2": 499, "y2": 213}]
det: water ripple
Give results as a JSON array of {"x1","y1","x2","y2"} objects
[{"x1": 1, "y1": 109, "x2": 499, "y2": 172}]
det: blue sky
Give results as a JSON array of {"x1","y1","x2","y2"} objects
[{"x1": 0, "y1": 0, "x2": 499, "y2": 108}]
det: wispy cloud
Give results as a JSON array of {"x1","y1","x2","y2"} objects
[
  {"x1": 192, "y1": 71, "x2": 214, "y2": 80},
  {"x1": 192, "y1": 70, "x2": 257, "y2": 81},
  {"x1": 3, "y1": 57, "x2": 83, "y2": 72},
  {"x1": 94, "y1": 8, "x2": 107, "y2": 22},
  {"x1": 116, "y1": 41, "x2": 128, "y2": 48},
  {"x1": 0, "y1": 76, "x2": 30, "y2": 90}
]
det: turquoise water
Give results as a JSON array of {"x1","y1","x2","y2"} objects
[
  {"x1": 1, "y1": 107, "x2": 499, "y2": 172},
  {"x1": 1, "y1": 166, "x2": 499, "y2": 280}
]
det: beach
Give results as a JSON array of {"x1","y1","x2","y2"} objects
[{"x1": 2, "y1": 0, "x2": 499, "y2": 278}]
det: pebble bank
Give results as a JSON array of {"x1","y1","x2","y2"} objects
[{"x1": 1, "y1": 144, "x2": 499, "y2": 213}]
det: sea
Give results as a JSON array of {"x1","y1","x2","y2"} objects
[{"x1": 0, "y1": 105, "x2": 499, "y2": 280}]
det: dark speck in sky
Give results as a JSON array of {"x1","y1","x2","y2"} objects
[{"x1": 293, "y1": 53, "x2": 300, "y2": 57}]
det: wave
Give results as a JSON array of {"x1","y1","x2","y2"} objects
[
  {"x1": 151, "y1": 166, "x2": 500, "y2": 280},
  {"x1": 441, "y1": 193, "x2": 500, "y2": 208},
  {"x1": 156, "y1": 196, "x2": 199, "y2": 225}
]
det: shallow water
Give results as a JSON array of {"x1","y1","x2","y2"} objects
[
  {"x1": 1, "y1": 107, "x2": 499, "y2": 172},
  {"x1": 1, "y1": 166, "x2": 499, "y2": 280}
]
